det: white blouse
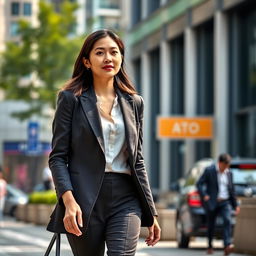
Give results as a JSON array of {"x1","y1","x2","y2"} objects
[
  {"x1": 96, "y1": 95, "x2": 131, "y2": 175},
  {"x1": 216, "y1": 164, "x2": 229, "y2": 200}
]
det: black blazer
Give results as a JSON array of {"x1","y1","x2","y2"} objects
[
  {"x1": 47, "y1": 85, "x2": 157, "y2": 233},
  {"x1": 196, "y1": 165, "x2": 237, "y2": 211}
]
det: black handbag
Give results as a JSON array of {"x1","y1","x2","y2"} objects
[{"x1": 44, "y1": 233, "x2": 61, "y2": 256}]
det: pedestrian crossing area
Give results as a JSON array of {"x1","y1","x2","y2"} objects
[
  {"x1": 0, "y1": 218, "x2": 243, "y2": 256},
  {"x1": 0, "y1": 228, "x2": 153, "y2": 255}
]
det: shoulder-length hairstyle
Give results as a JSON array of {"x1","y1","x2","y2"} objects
[{"x1": 62, "y1": 29, "x2": 137, "y2": 96}]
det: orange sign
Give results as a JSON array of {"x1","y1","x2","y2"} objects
[{"x1": 157, "y1": 117, "x2": 213, "y2": 139}]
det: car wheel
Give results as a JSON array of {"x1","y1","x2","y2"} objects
[{"x1": 176, "y1": 219, "x2": 190, "y2": 248}]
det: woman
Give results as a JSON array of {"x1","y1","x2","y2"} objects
[{"x1": 47, "y1": 29, "x2": 161, "y2": 256}]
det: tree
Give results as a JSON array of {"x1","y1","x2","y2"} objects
[{"x1": 0, "y1": 0, "x2": 83, "y2": 120}]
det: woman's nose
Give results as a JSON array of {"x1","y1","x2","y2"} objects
[{"x1": 104, "y1": 52, "x2": 112, "y2": 62}]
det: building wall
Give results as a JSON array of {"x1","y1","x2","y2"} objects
[
  {"x1": 85, "y1": 0, "x2": 122, "y2": 32},
  {"x1": 0, "y1": 0, "x2": 39, "y2": 51},
  {"x1": 126, "y1": 0, "x2": 256, "y2": 191},
  {"x1": 0, "y1": 0, "x2": 5, "y2": 52}
]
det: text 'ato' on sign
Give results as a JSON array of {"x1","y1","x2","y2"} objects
[{"x1": 157, "y1": 117, "x2": 213, "y2": 139}]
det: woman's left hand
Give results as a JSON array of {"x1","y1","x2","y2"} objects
[{"x1": 145, "y1": 216, "x2": 161, "y2": 246}]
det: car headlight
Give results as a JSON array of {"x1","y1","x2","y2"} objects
[{"x1": 18, "y1": 198, "x2": 28, "y2": 204}]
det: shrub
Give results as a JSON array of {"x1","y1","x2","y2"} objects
[{"x1": 29, "y1": 190, "x2": 57, "y2": 204}]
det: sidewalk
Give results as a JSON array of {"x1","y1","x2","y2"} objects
[{"x1": 0, "y1": 217, "x2": 252, "y2": 256}]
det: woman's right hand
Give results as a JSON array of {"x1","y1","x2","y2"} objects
[{"x1": 62, "y1": 190, "x2": 83, "y2": 236}]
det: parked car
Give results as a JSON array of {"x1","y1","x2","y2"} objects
[
  {"x1": 33, "y1": 183, "x2": 46, "y2": 192},
  {"x1": 4, "y1": 184, "x2": 28, "y2": 216},
  {"x1": 175, "y1": 158, "x2": 256, "y2": 248}
]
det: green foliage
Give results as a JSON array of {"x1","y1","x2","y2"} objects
[
  {"x1": 0, "y1": 0, "x2": 84, "y2": 120},
  {"x1": 29, "y1": 190, "x2": 57, "y2": 204}
]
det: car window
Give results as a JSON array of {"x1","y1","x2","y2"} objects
[
  {"x1": 7, "y1": 185, "x2": 27, "y2": 197},
  {"x1": 231, "y1": 166, "x2": 256, "y2": 185},
  {"x1": 186, "y1": 167, "x2": 201, "y2": 186},
  {"x1": 184, "y1": 160, "x2": 214, "y2": 187}
]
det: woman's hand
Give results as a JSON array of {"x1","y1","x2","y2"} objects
[
  {"x1": 62, "y1": 190, "x2": 83, "y2": 236},
  {"x1": 145, "y1": 216, "x2": 161, "y2": 246}
]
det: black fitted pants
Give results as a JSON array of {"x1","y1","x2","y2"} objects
[{"x1": 67, "y1": 172, "x2": 142, "y2": 256}]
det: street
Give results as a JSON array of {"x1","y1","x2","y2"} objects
[{"x1": 0, "y1": 217, "x2": 252, "y2": 256}]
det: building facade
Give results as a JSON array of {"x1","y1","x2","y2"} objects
[
  {"x1": 85, "y1": 0, "x2": 121, "y2": 32},
  {"x1": 51, "y1": 0, "x2": 122, "y2": 34},
  {"x1": 126, "y1": 0, "x2": 256, "y2": 191},
  {"x1": 0, "y1": 0, "x2": 39, "y2": 52},
  {"x1": 0, "y1": 0, "x2": 51, "y2": 192}
]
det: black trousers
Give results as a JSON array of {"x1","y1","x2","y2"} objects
[{"x1": 67, "y1": 172, "x2": 142, "y2": 256}]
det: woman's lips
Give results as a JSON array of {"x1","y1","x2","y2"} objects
[{"x1": 102, "y1": 65, "x2": 114, "y2": 71}]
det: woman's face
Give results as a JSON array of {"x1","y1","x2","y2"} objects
[{"x1": 83, "y1": 36, "x2": 122, "y2": 79}]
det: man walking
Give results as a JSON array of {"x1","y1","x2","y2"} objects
[{"x1": 196, "y1": 153, "x2": 240, "y2": 255}]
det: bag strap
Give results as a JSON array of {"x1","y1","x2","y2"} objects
[{"x1": 44, "y1": 233, "x2": 61, "y2": 256}]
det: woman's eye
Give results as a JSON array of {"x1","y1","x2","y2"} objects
[
  {"x1": 112, "y1": 51, "x2": 118, "y2": 55},
  {"x1": 96, "y1": 51, "x2": 103, "y2": 55}
]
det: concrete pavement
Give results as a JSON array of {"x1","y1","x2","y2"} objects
[{"x1": 0, "y1": 217, "x2": 252, "y2": 256}]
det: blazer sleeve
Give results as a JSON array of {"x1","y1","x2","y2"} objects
[
  {"x1": 196, "y1": 168, "x2": 209, "y2": 199},
  {"x1": 48, "y1": 90, "x2": 76, "y2": 200},
  {"x1": 134, "y1": 95, "x2": 158, "y2": 217},
  {"x1": 229, "y1": 172, "x2": 238, "y2": 209}
]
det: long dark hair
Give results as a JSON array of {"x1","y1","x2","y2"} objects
[{"x1": 62, "y1": 29, "x2": 137, "y2": 96}]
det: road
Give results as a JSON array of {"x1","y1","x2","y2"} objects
[{"x1": 0, "y1": 217, "x2": 252, "y2": 256}]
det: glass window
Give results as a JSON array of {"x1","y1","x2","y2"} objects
[
  {"x1": 23, "y1": 2, "x2": 32, "y2": 16},
  {"x1": 196, "y1": 20, "x2": 214, "y2": 115},
  {"x1": 10, "y1": 21, "x2": 19, "y2": 36},
  {"x1": 149, "y1": 48, "x2": 160, "y2": 189},
  {"x1": 99, "y1": 16, "x2": 119, "y2": 30},
  {"x1": 170, "y1": 141, "x2": 185, "y2": 183},
  {"x1": 237, "y1": 11, "x2": 256, "y2": 108},
  {"x1": 231, "y1": 167, "x2": 256, "y2": 185},
  {"x1": 133, "y1": 58, "x2": 142, "y2": 94},
  {"x1": 195, "y1": 20, "x2": 214, "y2": 161},
  {"x1": 236, "y1": 111, "x2": 256, "y2": 157},
  {"x1": 148, "y1": 0, "x2": 160, "y2": 15},
  {"x1": 228, "y1": 5, "x2": 256, "y2": 157},
  {"x1": 131, "y1": 0, "x2": 141, "y2": 26},
  {"x1": 170, "y1": 36, "x2": 184, "y2": 115},
  {"x1": 99, "y1": 0, "x2": 119, "y2": 9},
  {"x1": 11, "y1": 2, "x2": 20, "y2": 15},
  {"x1": 169, "y1": 36, "x2": 185, "y2": 183}
]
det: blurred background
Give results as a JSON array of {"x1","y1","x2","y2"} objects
[
  {"x1": 0, "y1": 0, "x2": 256, "y2": 255},
  {"x1": 1, "y1": 0, "x2": 256, "y2": 194}
]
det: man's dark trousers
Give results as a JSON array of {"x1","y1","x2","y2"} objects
[{"x1": 207, "y1": 200, "x2": 232, "y2": 249}]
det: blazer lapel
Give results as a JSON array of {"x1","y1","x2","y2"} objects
[
  {"x1": 79, "y1": 86, "x2": 105, "y2": 154},
  {"x1": 213, "y1": 166, "x2": 219, "y2": 192},
  {"x1": 78, "y1": 86, "x2": 137, "y2": 161},
  {"x1": 227, "y1": 171, "x2": 232, "y2": 189},
  {"x1": 116, "y1": 88, "x2": 137, "y2": 163}
]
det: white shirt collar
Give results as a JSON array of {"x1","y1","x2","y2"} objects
[{"x1": 216, "y1": 163, "x2": 229, "y2": 174}]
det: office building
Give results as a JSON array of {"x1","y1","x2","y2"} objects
[
  {"x1": 0, "y1": 0, "x2": 39, "y2": 52},
  {"x1": 126, "y1": 0, "x2": 256, "y2": 191}
]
